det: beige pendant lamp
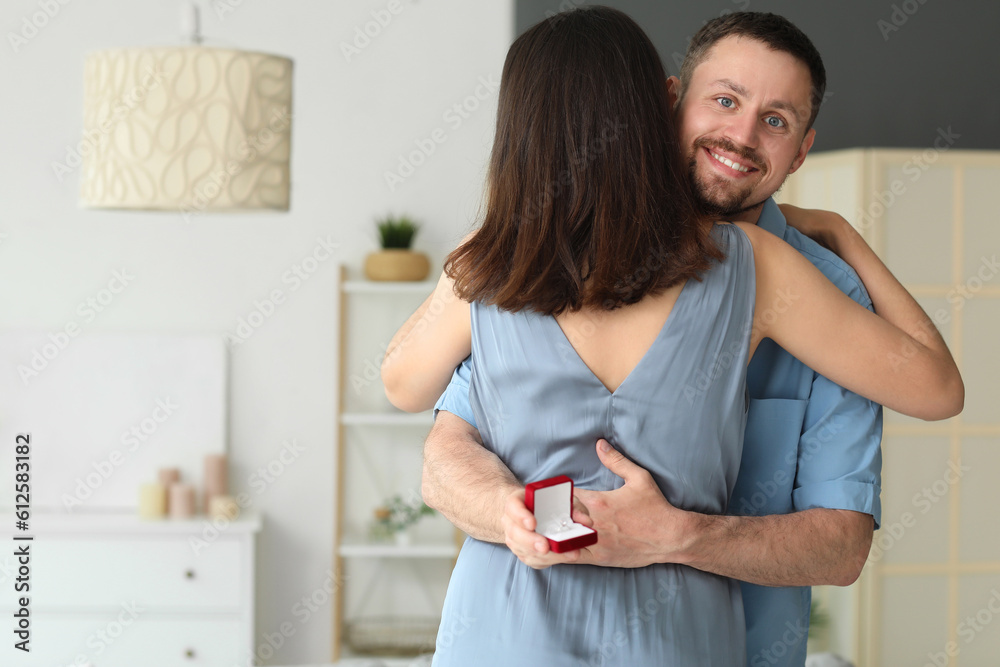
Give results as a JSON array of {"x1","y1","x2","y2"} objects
[{"x1": 79, "y1": 4, "x2": 293, "y2": 214}]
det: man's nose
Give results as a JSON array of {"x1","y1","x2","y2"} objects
[{"x1": 723, "y1": 111, "x2": 760, "y2": 152}]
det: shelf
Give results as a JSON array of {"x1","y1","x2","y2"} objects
[
  {"x1": 330, "y1": 655, "x2": 433, "y2": 665},
  {"x1": 336, "y1": 264, "x2": 459, "y2": 660},
  {"x1": 341, "y1": 412, "x2": 434, "y2": 426},
  {"x1": 342, "y1": 280, "x2": 437, "y2": 294},
  {"x1": 339, "y1": 538, "x2": 458, "y2": 559}
]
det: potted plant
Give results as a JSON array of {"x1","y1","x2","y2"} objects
[
  {"x1": 364, "y1": 214, "x2": 431, "y2": 281},
  {"x1": 369, "y1": 492, "x2": 436, "y2": 546}
]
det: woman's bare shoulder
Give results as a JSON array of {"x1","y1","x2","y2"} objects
[{"x1": 729, "y1": 221, "x2": 786, "y2": 258}]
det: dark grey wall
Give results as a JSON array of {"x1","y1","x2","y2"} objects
[{"x1": 515, "y1": 1, "x2": 1000, "y2": 151}]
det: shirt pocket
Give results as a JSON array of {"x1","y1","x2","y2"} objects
[{"x1": 729, "y1": 397, "x2": 808, "y2": 516}]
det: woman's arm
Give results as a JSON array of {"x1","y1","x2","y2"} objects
[
  {"x1": 381, "y1": 269, "x2": 471, "y2": 412},
  {"x1": 737, "y1": 222, "x2": 963, "y2": 421},
  {"x1": 778, "y1": 205, "x2": 929, "y2": 326}
]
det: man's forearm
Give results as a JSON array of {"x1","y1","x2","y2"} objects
[
  {"x1": 421, "y1": 411, "x2": 521, "y2": 543},
  {"x1": 677, "y1": 508, "x2": 873, "y2": 587}
]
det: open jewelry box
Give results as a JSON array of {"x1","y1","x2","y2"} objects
[{"x1": 524, "y1": 475, "x2": 598, "y2": 553}]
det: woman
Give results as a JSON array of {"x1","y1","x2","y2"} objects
[{"x1": 381, "y1": 7, "x2": 962, "y2": 665}]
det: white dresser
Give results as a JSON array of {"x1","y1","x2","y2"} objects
[{"x1": 0, "y1": 512, "x2": 260, "y2": 666}]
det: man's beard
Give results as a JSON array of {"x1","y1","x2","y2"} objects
[{"x1": 688, "y1": 137, "x2": 770, "y2": 219}]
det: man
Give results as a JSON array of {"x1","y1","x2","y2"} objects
[{"x1": 422, "y1": 13, "x2": 881, "y2": 667}]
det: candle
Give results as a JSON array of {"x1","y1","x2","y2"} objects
[
  {"x1": 158, "y1": 467, "x2": 180, "y2": 486},
  {"x1": 158, "y1": 468, "x2": 180, "y2": 512},
  {"x1": 169, "y1": 483, "x2": 196, "y2": 519},
  {"x1": 138, "y1": 483, "x2": 167, "y2": 519},
  {"x1": 208, "y1": 494, "x2": 240, "y2": 521},
  {"x1": 203, "y1": 453, "x2": 228, "y2": 510}
]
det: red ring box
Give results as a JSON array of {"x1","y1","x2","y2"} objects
[{"x1": 524, "y1": 475, "x2": 598, "y2": 553}]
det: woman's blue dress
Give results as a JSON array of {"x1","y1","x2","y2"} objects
[{"x1": 432, "y1": 223, "x2": 756, "y2": 666}]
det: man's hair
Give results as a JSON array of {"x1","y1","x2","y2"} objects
[
  {"x1": 679, "y1": 12, "x2": 827, "y2": 131},
  {"x1": 445, "y1": 6, "x2": 720, "y2": 316}
]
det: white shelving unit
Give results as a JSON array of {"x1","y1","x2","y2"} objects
[
  {"x1": 333, "y1": 267, "x2": 461, "y2": 661},
  {"x1": 340, "y1": 412, "x2": 435, "y2": 427},
  {"x1": 342, "y1": 280, "x2": 439, "y2": 294},
  {"x1": 339, "y1": 538, "x2": 458, "y2": 559}
]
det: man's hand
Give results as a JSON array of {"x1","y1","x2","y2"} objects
[
  {"x1": 572, "y1": 439, "x2": 695, "y2": 569},
  {"x1": 501, "y1": 439, "x2": 689, "y2": 569},
  {"x1": 501, "y1": 489, "x2": 594, "y2": 569},
  {"x1": 494, "y1": 436, "x2": 876, "y2": 586}
]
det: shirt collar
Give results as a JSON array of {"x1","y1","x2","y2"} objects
[{"x1": 756, "y1": 197, "x2": 787, "y2": 238}]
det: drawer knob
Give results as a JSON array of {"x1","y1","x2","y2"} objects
[
  {"x1": 185, "y1": 569, "x2": 196, "y2": 579},
  {"x1": 185, "y1": 648, "x2": 196, "y2": 659}
]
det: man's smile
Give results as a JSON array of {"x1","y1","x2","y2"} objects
[
  {"x1": 708, "y1": 148, "x2": 753, "y2": 173},
  {"x1": 700, "y1": 146, "x2": 761, "y2": 179}
]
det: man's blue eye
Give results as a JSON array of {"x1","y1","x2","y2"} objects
[
  {"x1": 717, "y1": 97, "x2": 734, "y2": 108},
  {"x1": 766, "y1": 116, "x2": 785, "y2": 128}
]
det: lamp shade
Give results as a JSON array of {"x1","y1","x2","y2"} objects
[{"x1": 79, "y1": 47, "x2": 293, "y2": 213}]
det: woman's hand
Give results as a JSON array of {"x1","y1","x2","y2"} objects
[
  {"x1": 501, "y1": 488, "x2": 594, "y2": 569},
  {"x1": 778, "y1": 203, "x2": 855, "y2": 257}
]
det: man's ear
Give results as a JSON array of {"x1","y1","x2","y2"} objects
[
  {"x1": 666, "y1": 75, "x2": 680, "y2": 109},
  {"x1": 788, "y1": 127, "x2": 816, "y2": 175}
]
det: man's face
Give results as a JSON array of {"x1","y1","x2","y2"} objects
[{"x1": 674, "y1": 36, "x2": 817, "y2": 222}]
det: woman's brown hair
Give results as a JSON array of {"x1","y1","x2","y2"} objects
[{"x1": 445, "y1": 5, "x2": 722, "y2": 315}]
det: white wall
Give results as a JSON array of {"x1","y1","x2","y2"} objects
[{"x1": 0, "y1": 0, "x2": 513, "y2": 663}]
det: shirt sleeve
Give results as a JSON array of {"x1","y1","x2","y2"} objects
[
  {"x1": 790, "y1": 255, "x2": 884, "y2": 529},
  {"x1": 433, "y1": 356, "x2": 478, "y2": 429},
  {"x1": 791, "y1": 374, "x2": 883, "y2": 529}
]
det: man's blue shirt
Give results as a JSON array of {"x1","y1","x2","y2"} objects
[{"x1": 433, "y1": 198, "x2": 883, "y2": 667}]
